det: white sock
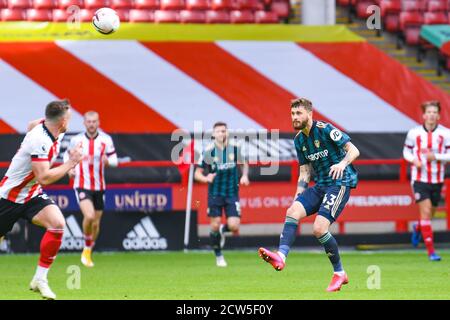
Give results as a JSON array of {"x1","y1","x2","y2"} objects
[
  {"x1": 277, "y1": 251, "x2": 286, "y2": 262},
  {"x1": 34, "y1": 265, "x2": 49, "y2": 280},
  {"x1": 334, "y1": 270, "x2": 346, "y2": 276}
]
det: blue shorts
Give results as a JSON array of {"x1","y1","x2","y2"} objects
[
  {"x1": 207, "y1": 195, "x2": 241, "y2": 218},
  {"x1": 295, "y1": 185, "x2": 351, "y2": 223}
]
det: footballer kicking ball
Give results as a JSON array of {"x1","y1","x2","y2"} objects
[{"x1": 92, "y1": 8, "x2": 120, "y2": 35}]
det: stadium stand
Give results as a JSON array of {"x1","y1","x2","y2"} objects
[{"x1": 0, "y1": 0, "x2": 291, "y2": 22}]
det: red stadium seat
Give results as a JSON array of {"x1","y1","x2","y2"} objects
[
  {"x1": 236, "y1": 0, "x2": 259, "y2": 10},
  {"x1": 210, "y1": 0, "x2": 234, "y2": 11},
  {"x1": 402, "y1": 0, "x2": 426, "y2": 12},
  {"x1": 185, "y1": 0, "x2": 208, "y2": 10},
  {"x1": 205, "y1": 9, "x2": 229, "y2": 22},
  {"x1": 134, "y1": 0, "x2": 158, "y2": 9},
  {"x1": 58, "y1": 0, "x2": 83, "y2": 9},
  {"x1": 380, "y1": 0, "x2": 401, "y2": 31},
  {"x1": 254, "y1": 9, "x2": 277, "y2": 23},
  {"x1": 27, "y1": 8, "x2": 51, "y2": 19},
  {"x1": 230, "y1": 9, "x2": 253, "y2": 22},
  {"x1": 115, "y1": 8, "x2": 129, "y2": 20},
  {"x1": 427, "y1": 0, "x2": 448, "y2": 12},
  {"x1": 356, "y1": 0, "x2": 376, "y2": 19},
  {"x1": 160, "y1": 0, "x2": 184, "y2": 10},
  {"x1": 180, "y1": 9, "x2": 205, "y2": 22},
  {"x1": 424, "y1": 11, "x2": 448, "y2": 24},
  {"x1": 399, "y1": 11, "x2": 424, "y2": 45},
  {"x1": 33, "y1": 0, "x2": 56, "y2": 8},
  {"x1": 270, "y1": 0, "x2": 288, "y2": 18},
  {"x1": 8, "y1": 0, "x2": 32, "y2": 9},
  {"x1": 399, "y1": 11, "x2": 423, "y2": 29},
  {"x1": 52, "y1": 8, "x2": 68, "y2": 20},
  {"x1": 1, "y1": 8, "x2": 26, "y2": 20},
  {"x1": 0, "y1": 0, "x2": 6, "y2": 8},
  {"x1": 84, "y1": 0, "x2": 109, "y2": 9},
  {"x1": 129, "y1": 8, "x2": 154, "y2": 21},
  {"x1": 79, "y1": 8, "x2": 95, "y2": 20},
  {"x1": 380, "y1": 0, "x2": 400, "y2": 17},
  {"x1": 154, "y1": 9, "x2": 179, "y2": 22},
  {"x1": 111, "y1": 0, "x2": 132, "y2": 9}
]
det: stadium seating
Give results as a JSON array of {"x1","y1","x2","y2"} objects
[
  {"x1": 27, "y1": 7, "x2": 52, "y2": 19},
  {"x1": 205, "y1": 9, "x2": 230, "y2": 22},
  {"x1": 340, "y1": 0, "x2": 450, "y2": 47},
  {"x1": 84, "y1": 0, "x2": 109, "y2": 9},
  {"x1": 180, "y1": 9, "x2": 206, "y2": 22},
  {"x1": 33, "y1": 0, "x2": 57, "y2": 9},
  {"x1": 230, "y1": 9, "x2": 254, "y2": 23},
  {"x1": 160, "y1": 0, "x2": 185, "y2": 10},
  {"x1": 0, "y1": 0, "x2": 288, "y2": 22},
  {"x1": 1, "y1": 8, "x2": 26, "y2": 20},
  {"x1": 52, "y1": 7, "x2": 69, "y2": 20},
  {"x1": 129, "y1": 8, "x2": 154, "y2": 21},
  {"x1": 8, "y1": 0, "x2": 32, "y2": 9},
  {"x1": 154, "y1": 9, "x2": 179, "y2": 22},
  {"x1": 210, "y1": 0, "x2": 234, "y2": 11},
  {"x1": 111, "y1": 0, "x2": 133, "y2": 9},
  {"x1": 254, "y1": 9, "x2": 278, "y2": 22},
  {"x1": 58, "y1": 0, "x2": 84, "y2": 9},
  {"x1": 134, "y1": 0, "x2": 159, "y2": 9},
  {"x1": 185, "y1": 0, "x2": 209, "y2": 10}
]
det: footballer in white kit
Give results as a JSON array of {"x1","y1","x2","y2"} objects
[
  {"x1": 0, "y1": 99, "x2": 83, "y2": 299},
  {"x1": 403, "y1": 101, "x2": 450, "y2": 261},
  {"x1": 65, "y1": 111, "x2": 118, "y2": 267}
]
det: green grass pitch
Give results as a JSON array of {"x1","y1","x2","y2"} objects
[{"x1": 0, "y1": 250, "x2": 449, "y2": 300}]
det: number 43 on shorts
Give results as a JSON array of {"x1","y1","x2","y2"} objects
[{"x1": 322, "y1": 194, "x2": 337, "y2": 211}]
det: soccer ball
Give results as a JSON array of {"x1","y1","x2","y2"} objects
[{"x1": 92, "y1": 8, "x2": 120, "y2": 35}]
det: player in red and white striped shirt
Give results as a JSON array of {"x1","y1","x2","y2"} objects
[
  {"x1": 0, "y1": 99, "x2": 83, "y2": 299},
  {"x1": 65, "y1": 111, "x2": 117, "y2": 267},
  {"x1": 403, "y1": 101, "x2": 450, "y2": 261}
]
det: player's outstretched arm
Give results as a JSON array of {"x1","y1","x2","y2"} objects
[
  {"x1": 296, "y1": 163, "x2": 311, "y2": 196},
  {"x1": 32, "y1": 143, "x2": 83, "y2": 186},
  {"x1": 194, "y1": 167, "x2": 215, "y2": 184},
  {"x1": 329, "y1": 142, "x2": 360, "y2": 180}
]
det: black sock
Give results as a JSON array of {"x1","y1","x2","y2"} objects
[{"x1": 210, "y1": 231, "x2": 222, "y2": 257}]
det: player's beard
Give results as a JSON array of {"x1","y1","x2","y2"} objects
[{"x1": 293, "y1": 119, "x2": 307, "y2": 131}]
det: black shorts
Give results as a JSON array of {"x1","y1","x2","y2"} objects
[
  {"x1": 413, "y1": 181, "x2": 443, "y2": 207},
  {"x1": 75, "y1": 189, "x2": 105, "y2": 211},
  {"x1": 0, "y1": 193, "x2": 55, "y2": 237},
  {"x1": 207, "y1": 195, "x2": 241, "y2": 218}
]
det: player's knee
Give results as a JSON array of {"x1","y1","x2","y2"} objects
[
  {"x1": 286, "y1": 206, "x2": 297, "y2": 218},
  {"x1": 210, "y1": 222, "x2": 221, "y2": 232},
  {"x1": 228, "y1": 221, "x2": 240, "y2": 232},
  {"x1": 84, "y1": 212, "x2": 95, "y2": 223},
  {"x1": 312, "y1": 224, "x2": 328, "y2": 238},
  {"x1": 49, "y1": 217, "x2": 65, "y2": 230}
]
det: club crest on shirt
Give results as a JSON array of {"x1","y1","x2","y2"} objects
[
  {"x1": 302, "y1": 146, "x2": 307, "y2": 152},
  {"x1": 314, "y1": 140, "x2": 320, "y2": 148},
  {"x1": 229, "y1": 153, "x2": 235, "y2": 161}
]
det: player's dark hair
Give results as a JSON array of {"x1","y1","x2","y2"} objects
[
  {"x1": 421, "y1": 100, "x2": 441, "y2": 113},
  {"x1": 291, "y1": 98, "x2": 313, "y2": 112},
  {"x1": 213, "y1": 121, "x2": 227, "y2": 129},
  {"x1": 45, "y1": 99, "x2": 70, "y2": 121}
]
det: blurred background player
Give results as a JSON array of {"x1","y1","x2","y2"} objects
[
  {"x1": 0, "y1": 99, "x2": 82, "y2": 299},
  {"x1": 195, "y1": 122, "x2": 249, "y2": 267},
  {"x1": 65, "y1": 111, "x2": 118, "y2": 267},
  {"x1": 403, "y1": 101, "x2": 450, "y2": 262},
  {"x1": 258, "y1": 98, "x2": 360, "y2": 292}
]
